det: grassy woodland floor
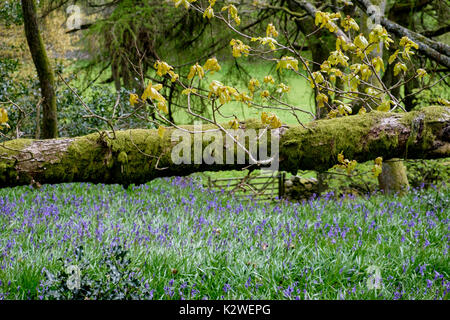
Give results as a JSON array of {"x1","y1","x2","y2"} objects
[{"x1": 0, "y1": 178, "x2": 448, "y2": 300}]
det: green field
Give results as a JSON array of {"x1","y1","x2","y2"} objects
[
  {"x1": 69, "y1": 58, "x2": 315, "y2": 126},
  {"x1": 171, "y1": 59, "x2": 315, "y2": 125}
]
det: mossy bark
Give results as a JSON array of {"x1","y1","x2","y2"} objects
[
  {"x1": 0, "y1": 106, "x2": 448, "y2": 188},
  {"x1": 21, "y1": 0, "x2": 58, "y2": 139},
  {"x1": 378, "y1": 158, "x2": 410, "y2": 195}
]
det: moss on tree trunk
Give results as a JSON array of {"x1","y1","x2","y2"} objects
[{"x1": 0, "y1": 106, "x2": 448, "y2": 188}]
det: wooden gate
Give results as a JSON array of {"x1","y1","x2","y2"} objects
[{"x1": 207, "y1": 172, "x2": 286, "y2": 202}]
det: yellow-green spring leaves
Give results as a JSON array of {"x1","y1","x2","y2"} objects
[
  {"x1": 208, "y1": 80, "x2": 252, "y2": 106},
  {"x1": 334, "y1": 152, "x2": 357, "y2": 175},
  {"x1": 266, "y1": 23, "x2": 278, "y2": 38},
  {"x1": 187, "y1": 63, "x2": 205, "y2": 80},
  {"x1": 129, "y1": 93, "x2": 139, "y2": 106},
  {"x1": 261, "y1": 112, "x2": 282, "y2": 129},
  {"x1": 172, "y1": 0, "x2": 197, "y2": 9},
  {"x1": 336, "y1": 36, "x2": 356, "y2": 51},
  {"x1": 203, "y1": 0, "x2": 216, "y2": 19},
  {"x1": 142, "y1": 82, "x2": 163, "y2": 101},
  {"x1": 260, "y1": 90, "x2": 270, "y2": 99},
  {"x1": 203, "y1": 57, "x2": 221, "y2": 74},
  {"x1": 141, "y1": 81, "x2": 168, "y2": 114},
  {"x1": 229, "y1": 118, "x2": 239, "y2": 129},
  {"x1": 276, "y1": 56, "x2": 299, "y2": 72},
  {"x1": 327, "y1": 103, "x2": 352, "y2": 119},
  {"x1": 369, "y1": 25, "x2": 393, "y2": 50},
  {"x1": 328, "y1": 50, "x2": 349, "y2": 67},
  {"x1": 263, "y1": 75, "x2": 275, "y2": 84},
  {"x1": 248, "y1": 78, "x2": 260, "y2": 94},
  {"x1": 309, "y1": 71, "x2": 324, "y2": 88},
  {"x1": 416, "y1": 68, "x2": 427, "y2": 78},
  {"x1": 276, "y1": 83, "x2": 290, "y2": 93},
  {"x1": 0, "y1": 108, "x2": 8, "y2": 130},
  {"x1": 393, "y1": 62, "x2": 407, "y2": 76},
  {"x1": 316, "y1": 93, "x2": 328, "y2": 109},
  {"x1": 350, "y1": 63, "x2": 372, "y2": 81},
  {"x1": 222, "y1": 4, "x2": 240, "y2": 25},
  {"x1": 236, "y1": 92, "x2": 253, "y2": 106},
  {"x1": 389, "y1": 37, "x2": 419, "y2": 65},
  {"x1": 158, "y1": 126, "x2": 166, "y2": 139},
  {"x1": 154, "y1": 60, "x2": 179, "y2": 82},
  {"x1": 251, "y1": 36, "x2": 278, "y2": 50},
  {"x1": 203, "y1": 6, "x2": 214, "y2": 19},
  {"x1": 388, "y1": 50, "x2": 400, "y2": 65},
  {"x1": 341, "y1": 15, "x2": 359, "y2": 32},
  {"x1": 371, "y1": 56, "x2": 385, "y2": 73},
  {"x1": 354, "y1": 33, "x2": 369, "y2": 50},
  {"x1": 399, "y1": 36, "x2": 419, "y2": 59},
  {"x1": 315, "y1": 11, "x2": 341, "y2": 32},
  {"x1": 372, "y1": 157, "x2": 383, "y2": 178},
  {"x1": 208, "y1": 80, "x2": 238, "y2": 105},
  {"x1": 186, "y1": 58, "x2": 221, "y2": 83},
  {"x1": 377, "y1": 100, "x2": 393, "y2": 112},
  {"x1": 181, "y1": 88, "x2": 198, "y2": 95},
  {"x1": 230, "y1": 39, "x2": 250, "y2": 58}
]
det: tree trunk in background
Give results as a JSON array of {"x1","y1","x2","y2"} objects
[
  {"x1": 378, "y1": 158, "x2": 410, "y2": 195},
  {"x1": 0, "y1": 106, "x2": 448, "y2": 188},
  {"x1": 21, "y1": 0, "x2": 58, "y2": 139},
  {"x1": 386, "y1": 0, "x2": 420, "y2": 112}
]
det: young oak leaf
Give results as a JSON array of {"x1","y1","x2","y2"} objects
[
  {"x1": 142, "y1": 81, "x2": 164, "y2": 102},
  {"x1": 341, "y1": 15, "x2": 359, "y2": 32},
  {"x1": 263, "y1": 75, "x2": 275, "y2": 84},
  {"x1": 371, "y1": 56, "x2": 385, "y2": 73},
  {"x1": 393, "y1": 62, "x2": 407, "y2": 76},
  {"x1": 261, "y1": 112, "x2": 282, "y2": 129},
  {"x1": 203, "y1": 57, "x2": 221, "y2": 74},
  {"x1": 157, "y1": 100, "x2": 168, "y2": 114},
  {"x1": 203, "y1": 6, "x2": 214, "y2": 19},
  {"x1": 181, "y1": 88, "x2": 198, "y2": 95},
  {"x1": 0, "y1": 108, "x2": 9, "y2": 130},
  {"x1": 187, "y1": 63, "x2": 205, "y2": 80},
  {"x1": 230, "y1": 39, "x2": 250, "y2": 58},
  {"x1": 172, "y1": 0, "x2": 197, "y2": 9},
  {"x1": 222, "y1": 4, "x2": 240, "y2": 25},
  {"x1": 158, "y1": 126, "x2": 166, "y2": 139},
  {"x1": 276, "y1": 83, "x2": 290, "y2": 93},
  {"x1": 276, "y1": 56, "x2": 299, "y2": 72},
  {"x1": 248, "y1": 78, "x2": 260, "y2": 94},
  {"x1": 266, "y1": 23, "x2": 279, "y2": 38},
  {"x1": 377, "y1": 100, "x2": 393, "y2": 112},
  {"x1": 154, "y1": 60, "x2": 173, "y2": 77},
  {"x1": 129, "y1": 93, "x2": 139, "y2": 106},
  {"x1": 229, "y1": 118, "x2": 239, "y2": 129},
  {"x1": 416, "y1": 68, "x2": 427, "y2": 78}
]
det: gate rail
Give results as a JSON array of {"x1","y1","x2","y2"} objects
[{"x1": 207, "y1": 172, "x2": 286, "y2": 202}]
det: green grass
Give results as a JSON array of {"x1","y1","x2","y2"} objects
[
  {"x1": 170, "y1": 59, "x2": 315, "y2": 125},
  {"x1": 0, "y1": 179, "x2": 448, "y2": 300},
  {"x1": 67, "y1": 58, "x2": 315, "y2": 126}
]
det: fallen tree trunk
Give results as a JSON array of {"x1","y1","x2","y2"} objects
[{"x1": 0, "y1": 106, "x2": 449, "y2": 188}]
